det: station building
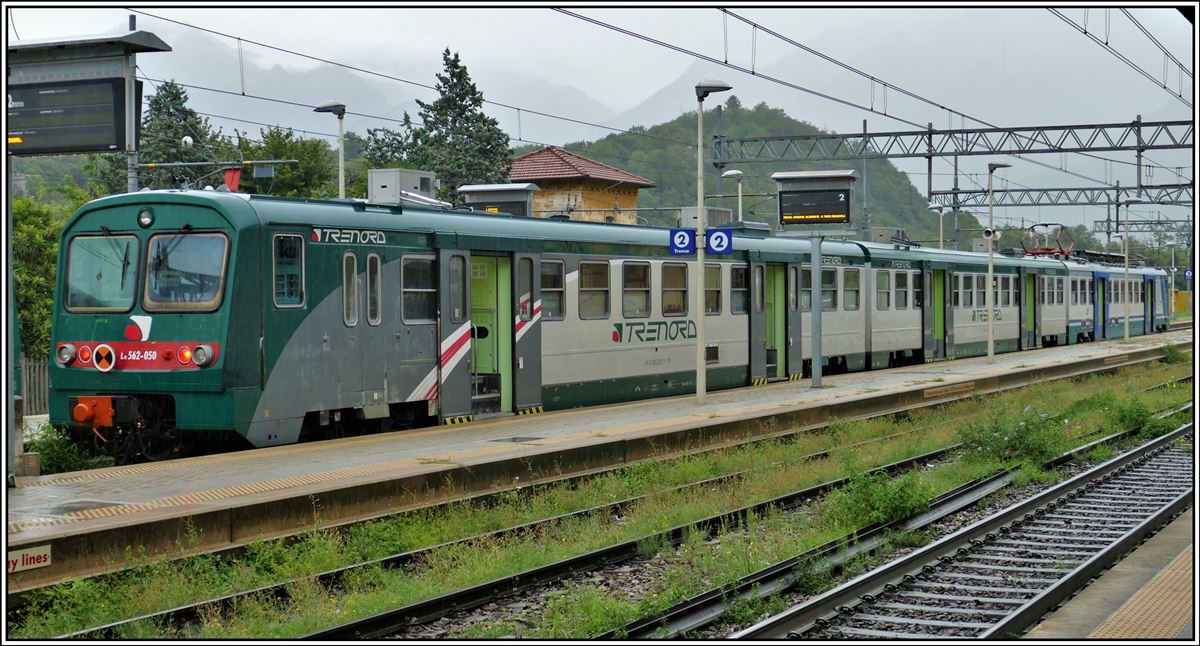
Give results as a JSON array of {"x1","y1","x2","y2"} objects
[{"x1": 507, "y1": 146, "x2": 655, "y2": 224}]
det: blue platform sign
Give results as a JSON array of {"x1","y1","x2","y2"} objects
[
  {"x1": 669, "y1": 228, "x2": 695, "y2": 255},
  {"x1": 706, "y1": 228, "x2": 733, "y2": 255}
]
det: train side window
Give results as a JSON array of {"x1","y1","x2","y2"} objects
[
  {"x1": 731, "y1": 266, "x2": 749, "y2": 314},
  {"x1": 540, "y1": 260, "x2": 564, "y2": 320},
  {"x1": 705, "y1": 264, "x2": 721, "y2": 315},
  {"x1": 662, "y1": 263, "x2": 688, "y2": 317},
  {"x1": 876, "y1": 270, "x2": 890, "y2": 310},
  {"x1": 1057, "y1": 277, "x2": 1064, "y2": 304},
  {"x1": 963, "y1": 275, "x2": 973, "y2": 307},
  {"x1": 844, "y1": 269, "x2": 860, "y2": 311},
  {"x1": 579, "y1": 261, "x2": 610, "y2": 319},
  {"x1": 754, "y1": 265, "x2": 765, "y2": 313},
  {"x1": 1001, "y1": 276, "x2": 1011, "y2": 307},
  {"x1": 800, "y1": 268, "x2": 812, "y2": 311},
  {"x1": 623, "y1": 262, "x2": 650, "y2": 318},
  {"x1": 273, "y1": 234, "x2": 305, "y2": 308},
  {"x1": 952, "y1": 275, "x2": 960, "y2": 308},
  {"x1": 821, "y1": 268, "x2": 837, "y2": 311},
  {"x1": 343, "y1": 252, "x2": 358, "y2": 327},
  {"x1": 1070, "y1": 279, "x2": 1078, "y2": 305},
  {"x1": 366, "y1": 253, "x2": 381, "y2": 326},
  {"x1": 401, "y1": 255, "x2": 436, "y2": 323},
  {"x1": 449, "y1": 255, "x2": 466, "y2": 323},
  {"x1": 913, "y1": 271, "x2": 923, "y2": 308},
  {"x1": 895, "y1": 271, "x2": 908, "y2": 309},
  {"x1": 788, "y1": 266, "x2": 798, "y2": 312},
  {"x1": 1086, "y1": 279, "x2": 1092, "y2": 304},
  {"x1": 975, "y1": 274, "x2": 986, "y2": 309},
  {"x1": 518, "y1": 257, "x2": 533, "y2": 321}
]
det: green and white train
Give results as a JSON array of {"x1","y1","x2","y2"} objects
[{"x1": 49, "y1": 190, "x2": 1171, "y2": 462}]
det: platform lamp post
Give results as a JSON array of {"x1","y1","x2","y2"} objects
[
  {"x1": 1113, "y1": 194, "x2": 1142, "y2": 338},
  {"x1": 927, "y1": 202, "x2": 945, "y2": 249},
  {"x1": 985, "y1": 161, "x2": 1010, "y2": 363},
  {"x1": 314, "y1": 100, "x2": 346, "y2": 198},
  {"x1": 694, "y1": 80, "x2": 731, "y2": 405},
  {"x1": 721, "y1": 169, "x2": 744, "y2": 222}
]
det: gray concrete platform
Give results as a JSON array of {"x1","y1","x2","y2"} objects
[
  {"x1": 1026, "y1": 509, "x2": 1194, "y2": 640},
  {"x1": 5, "y1": 330, "x2": 1191, "y2": 591}
]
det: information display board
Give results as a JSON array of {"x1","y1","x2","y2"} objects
[
  {"x1": 7, "y1": 79, "x2": 131, "y2": 156},
  {"x1": 779, "y1": 189, "x2": 851, "y2": 225}
]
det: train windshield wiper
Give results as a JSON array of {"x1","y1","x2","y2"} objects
[
  {"x1": 154, "y1": 223, "x2": 193, "y2": 278},
  {"x1": 99, "y1": 225, "x2": 131, "y2": 290}
]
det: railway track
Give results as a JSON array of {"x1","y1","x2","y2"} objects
[
  {"x1": 733, "y1": 424, "x2": 1193, "y2": 639},
  {"x1": 34, "y1": 373, "x2": 1190, "y2": 639}
]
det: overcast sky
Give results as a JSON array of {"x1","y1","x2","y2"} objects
[{"x1": 6, "y1": 3, "x2": 1196, "y2": 238}]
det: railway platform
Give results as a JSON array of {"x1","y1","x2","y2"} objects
[
  {"x1": 5, "y1": 329, "x2": 1192, "y2": 592},
  {"x1": 1026, "y1": 509, "x2": 1194, "y2": 640}
]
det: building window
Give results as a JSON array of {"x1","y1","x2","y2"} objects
[
  {"x1": 540, "y1": 260, "x2": 564, "y2": 320},
  {"x1": 366, "y1": 253, "x2": 381, "y2": 326},
  {"x1": 844, "y1": 268, "x2": 860, "y2": 311},
  {"x1": 343, "y1": 253, "x2": 358, "y2": 326},
  {"x1": 662, "y1": 263, "x2": 687, "y2": 317},
  {"x1": 623, "y1": 262, "x2": 650, "y2": 318},
  {"x1": 731, "y1": 266, "x2": 749, "y2": 314},
  {"x1": 876, "y1": 270, "x2": 890, "y2": 310},
  {"x1": 273, "y1": 234, "x2": 304, "y2": 308},
  {"x1": 579, "y1": 261, "x2": 610, "y2": 319},
  {"x1": 895, "y1": 271, "x2": 908, "y2": 310},
  {"x1": 402, "y1": 255, "x2": 436, "y2": 322},
  {"x1": 705, "y1": 264, "x2": 721, "y2": 315}
]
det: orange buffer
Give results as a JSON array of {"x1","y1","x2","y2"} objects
[{"x1": 73, "y1": 396, "x2": 114, "y2": 427}]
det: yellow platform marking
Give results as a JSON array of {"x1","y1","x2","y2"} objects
[
  {"x1": 1089, "y1": 545, "x2": 1193, "y2": 639},
  {"x1": 1104, "y1": 354, "x2": 1130, "y2": 365}
]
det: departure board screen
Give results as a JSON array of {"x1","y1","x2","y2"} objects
[
  {"x1": 779, "y1": 189, "x2": 851, "y2": 225},
  {"x1": 7, "y1": 79, "x2": 127, "y2": 156}
]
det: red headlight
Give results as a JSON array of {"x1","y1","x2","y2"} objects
[
  {"x1": 178, "y1": 346, "x2": 193, "y2": 364},
  {"x1": 79, "y1": 346, "x2": 93, "y2": 363}
]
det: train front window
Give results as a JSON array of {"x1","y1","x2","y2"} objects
[
  {"x1": 144, "y1": 232, "x2": 229, "y2": 311},
  {"x1": 66, "y1": 234, "x2": 139, "y2": 312}
]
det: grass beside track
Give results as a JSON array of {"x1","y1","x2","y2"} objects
[{"x1": 9, "y1": 361, "x2": 1193, "y2": 638}]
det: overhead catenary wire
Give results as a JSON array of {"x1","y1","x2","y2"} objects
[
  {"x1": 721, "y1": 8, "x2": 1190, "y2": 185},
  {"x1": 1120, "y1": 8, "x2": 1191, "y2": 79},
  {"x1": 1049, "y1": 8, "x2": 1191, "y2": 108},
  {"x1": 128, "y1": 9, "x2": 697, "y2": 151}
]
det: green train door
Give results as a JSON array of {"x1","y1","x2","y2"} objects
[
  {"x1": 931, "y1": 268, "x2": 946, "y2": 359},
  {"x1": 764, "y1": 264, "x2": 786, "y2": 379},
  {"x1": 470, "y1": 256, "x2": 512, "y2": 414},
  {"x1": 1096, "y1": 277, "x2": 1107, "y2": 339},
  {"x1": 1024, "y1": 273, "x2": 1038, "y2": 348}
]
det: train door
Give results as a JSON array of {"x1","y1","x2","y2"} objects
[
  {"x1": 470, "y1": 255, "x2": 513, "y2": 415},
  {"x1": 438, "y1": 249, "x2": 472, "y2": 421},
  {"x1": 764, "y1": 264, "x2": 786, "y2": 379},
  {"x1": 1095, "y1": 275, "x2": 1107, "y2": 340},
  {"x1": 1019, "y1": 269, "x2": 1038, "y2": 349},
  {"x1": 786, "y1": 263, "x2": 804, "y2": 380},
  {"x1": 360, "y1": 251, "x2": 389, "y2": 419},
  {"x1": 511, "y1": 254, "x2": 543, "y2": 413},
  {"x1": 1143, "y1": 276, "x2": 1154, "y2": 335},
  {"x1": 924, "y1": 265, "x2": 949, "y2": 360},
  {"x1": 339, "y1": 251, "x2": 364, "y2": 403},
  {"x1": 748, "y1": 259, "x2": 767, "y2": 383}
]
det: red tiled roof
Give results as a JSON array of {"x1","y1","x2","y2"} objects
[{"x1": 509, "y1": 146, "x2": 655, "y2": 188}]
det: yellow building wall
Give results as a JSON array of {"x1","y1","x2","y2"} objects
[
  {"x1": 1173, "y1": 291, "x2": 1191, "y2": 316},
  {"x1": 529, "y1": 180, "x2": 641, "y2": 224}
]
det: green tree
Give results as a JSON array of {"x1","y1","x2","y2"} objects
[
  {"x1": 406, "y1": 49, "x2": 511, "y2": 205},
  {"x1": 82, "y1": 153, "x2": 127, "y2": 197},
  {"x1": 233, "y1": 127, "x2": 335, "y2": 198},
  {"x1": 138, "y1": 81, "x2": 222, "y2": 189},
  {"x1": 13, "y1": 184, "x2": 90, "y2": 358}
]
